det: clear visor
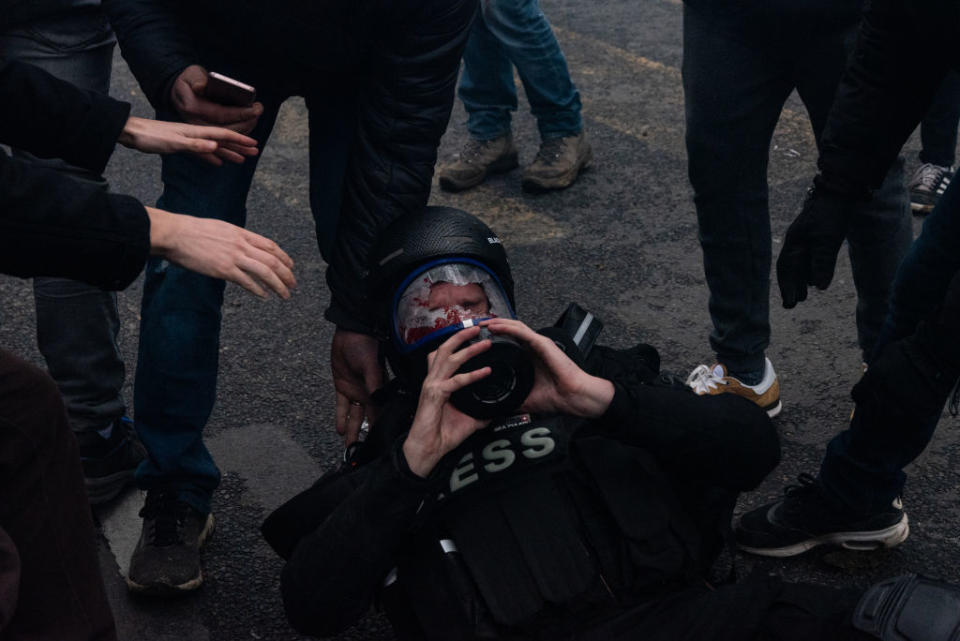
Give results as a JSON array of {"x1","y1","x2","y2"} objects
[{"x1": 393, "y1": 261, "x2": 514, "y2": 351}]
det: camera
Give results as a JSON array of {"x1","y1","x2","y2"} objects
[{"x1": 450, "y1": 327, "x2": 534, "y2": 419}]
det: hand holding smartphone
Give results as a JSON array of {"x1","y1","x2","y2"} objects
[{"x1": 204, "y1": 71, "x2": 257, "y2": 107}]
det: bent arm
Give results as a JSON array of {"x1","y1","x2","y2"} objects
[{"x1": 278, "y1": 447, "x2": 439, "y2": 637}]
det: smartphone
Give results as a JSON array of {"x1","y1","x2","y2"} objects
[{"x1": 204, "y1": 71, "x2": 257, "y2": 107}]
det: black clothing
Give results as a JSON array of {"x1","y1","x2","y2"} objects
[
  {"x1": 101, "y1": 0, "x2": 477, "y2": 332},
  {"x1": 264, "y1": 343, "x2": 796, "y2": 639},
  {"x1": 0, "y1": 56, "x2": 148, "y2": 290},
  {"x1": 817, "y1": 0, "x2": 960, "y2": 196}
]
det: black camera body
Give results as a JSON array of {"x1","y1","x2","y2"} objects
[{"x1": 450, "y1": 327, "x2": 534, "y2": 419}]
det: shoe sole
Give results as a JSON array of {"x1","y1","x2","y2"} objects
[
  {"x1": 738, "y1": 513, "x2": 909, "y2": 558},
  {"x1": 911, "y1": 201, "x2": 935, "y2": 214},
  {"x1": 521, "y1": 146, "x2": 594, "y2": 193},
  {"x1": 85, "y1": 470, "x2": 136, "y2": 505},
  {"x1": 764, "y1": 400, "x2": 782, "y2": 418},
  {"x1": 125, "y1": 514, "x2": 216, "y2": 596},
  {"x1": 438, "y1": 152, "x2": 519, "y2": 192}
]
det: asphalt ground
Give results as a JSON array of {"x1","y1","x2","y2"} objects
[{"x1": 1, "y1": 1, "x2": 958, "y2": 639}]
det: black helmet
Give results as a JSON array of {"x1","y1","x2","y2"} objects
[{"x1": 368, "y1": 206, "x2": 517, "y2": 385}]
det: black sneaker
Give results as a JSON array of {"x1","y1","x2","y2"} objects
[
  {"x1": 127, "y1": 490, "x2": 215, "y2": 596},
  {"x1": 736, "y1": 473, "x2": 909, "y2": 557},
  {"x1": 77, "y1": 416, "x2": 146, "y2": 505},
  {"x1": 908, "y1": 162, "x2": 952, "y2": 214}
]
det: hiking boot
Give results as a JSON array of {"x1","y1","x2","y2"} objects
[
  {"x1": 685, "y1": 357, "x2": 782, "y2": 417},
  {"x1": 437, "y1": 134, "x2": 519, "y2": 192},
  {"x1": 736, "y1": 473, "x2": 909, "y2": 557},
  {"x1": 908, "y1": 162, "x2": 952, "y2": 214},
  {"x1": 127, "y1": 490, "x2": 215, "y2": 596},
  {"x1": 77, "y1": 416, "x2": 146, "y2": 505},
  {"x1": 521, "y1": 131, "x2": 593, "y2": 193}
]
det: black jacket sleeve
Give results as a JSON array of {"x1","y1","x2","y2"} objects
[
  {"x1": 588, "y1": 346, "x2": 780, "y2": 491},
  {"x1": 0, "y1": 57, "x2": 149, "y2": 289},
  {"x1": 323, "y1": 0, "x2": 477, "y2": 333},
  {"x1": 0, "y1": 57, "x2": 130, "y2": 175},
  {"x1": 100, "y1": 0, "x2": 197, "y2": 111},
  {"x1": 817, "y1": 0, "x2": 953, "y2": 194},
  {"x1": 277, "y1": 444, "x2": 440, "y2": 637}
]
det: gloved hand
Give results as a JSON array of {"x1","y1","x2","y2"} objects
[{"x1": 776, "y1": 177, "x2": 858, "y2": 308}]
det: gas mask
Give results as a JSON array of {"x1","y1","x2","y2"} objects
[{"x1": 390, "y1": 259, "x2": 534, "y2": 419}]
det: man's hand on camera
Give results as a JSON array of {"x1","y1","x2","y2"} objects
[
  {"x1": 482, "y1": 318, "x2": 613, "y2": 418},
  {"x1": 146, "y1": 206, "x2": 296, "y2": 299},
  {"x1": 331, "y1": 329, "x2": 385, "y2": 445},
  {"x1": 777, "y1": 179, "x2": 857, "y2": 308},
  {"x1": 402, "y1": 326, "x2": 493, "y2": 478},
  {"x1": 170, "y1": 65, "x2": 264, "y2": 135},
  {"x1": 118, "y1": 116, "x2": 259, "y2": 166}
]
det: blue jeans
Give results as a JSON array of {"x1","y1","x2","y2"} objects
[
  {"x1": 458, "y1": 0, "x2": 581, "y2": 141},
  {"x1": 919, "y1": 70, "x2": 960, "y2": 168},
  {"x1": 134, "y1": 83, "x2": 356, "y2": 514},
  {"x1": 682, "y1": 5, "x2": 911, "y2": 375},
  {"x1": 819, "y1": 174, "x2": 960, "y2": 514},
  {"x1": 0, "y1": 9, "x2": 125, "y2": 434}
]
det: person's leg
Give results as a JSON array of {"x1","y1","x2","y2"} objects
[
  {"x1": 477, "y1": 0, "x2": 581, "y2": 140},
  {"x1": 133, "y1": 98, "x2": 281, "y2": 515},
  {"x1": 459, "y1": 8, "x2": 518, "y2": 141},
  {"x1": 818, "y1": 183, "x2": 960, "y2": 515},
  {"x1": 683, "y1": 5, "x2": 793, "y2": 380},
  {"x1": 919, "y1": 71, "x2": 960, "y2": 168},
  {"x1": 795, "y1": 23, "x2": 912, "y2": 363},
  {"x1": 0, "y1": 349, "x2": 117, "y2": 641},
  {"x1": 305, "y1": 89, "x2": 358, "y2": 261},
  {"x1": 0, "y1": 9, "x2": 143, "y2": 503}
]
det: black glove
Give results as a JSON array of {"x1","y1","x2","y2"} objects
[{"x1": 776, "y1": 178, "x2": 857, "y2": 308}]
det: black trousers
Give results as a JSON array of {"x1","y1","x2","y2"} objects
[
  {"x1": 0, "y1": 349, "x2": 116, "y2": 641},
  {"x1": 580, "y1": 574, "x2": 872, "y2": 641}
]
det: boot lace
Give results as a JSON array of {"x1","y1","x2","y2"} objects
[
  {"x1": 140, "y1": 491, "x2": 192, "y2": 547},
  {"x1": 914, "y1": 163, "x2": 951, "y2": 191},
  {"x1": 532, "y1": 137, "x2": 567, "y2": 167},
  {"x1": 685, "y1": 364, "x2": 726, "y2": 394}
]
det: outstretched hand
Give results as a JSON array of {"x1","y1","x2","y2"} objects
[
  {"x1": 118, "y1": 116, "x2": 259, "y2": 166},
  {"x1": 146, "y1": 206, "x2": 296, "y2": 299},
  {"x1": 482, "y1": 318, "x2": 613, "y2": 418},
  {"x1": 402, "y1": 326, "x2": 493, "y2": 478}
]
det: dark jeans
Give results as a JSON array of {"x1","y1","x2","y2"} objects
[
  {"x1": 919, "y1": 70, "x2": 960, "y2": 168},
  {"x1": 134, "y1": 72, "x2": 357, "y2": 514},
  {"x1": 0, "y1": 349, "x2": 117, "y2": 641},
  {"x1": 682, "y1": 5, "x2": 911, "y2": 374},
  {"x1": 458, "y1": 0, "x2": 582, "y2": 140},
  {"x1": 0, "y1": 10, "x2": 126, "y2": 434},
  {"x1": 820, "y1": 174, "x2": 960, "y2": 514}
]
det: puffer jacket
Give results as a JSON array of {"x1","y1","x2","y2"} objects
[{"x1": 101, "y1": 0, "x2": 478, "y2": 333}]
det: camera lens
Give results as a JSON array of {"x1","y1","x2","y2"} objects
[{"x1": 450, "y1": 329, "x2": 534, "y2": 419}]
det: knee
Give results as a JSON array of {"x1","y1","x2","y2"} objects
[{"x1": 0, "y1": 354, "x2": 69, "y2": 453}]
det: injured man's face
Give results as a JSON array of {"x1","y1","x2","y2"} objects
[{"x1": 399, "y1": 281, "x2": 492, "y2": 345}]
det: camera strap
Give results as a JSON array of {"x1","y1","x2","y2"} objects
[{"x1": 554, "y1": 303, "x2": 603, "y2": 358}]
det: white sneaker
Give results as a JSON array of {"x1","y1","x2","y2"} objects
[{"x1": 686, "y1": 357, "x2": 782, "y2": 417}]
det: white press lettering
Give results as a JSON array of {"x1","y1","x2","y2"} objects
[
  {"x1": 450, "y1": 452, "x2": 478, "y2": 492},
  {"x1": 521, "y1": 427, "x2": 556, "y2": 459},
  {"x1": 482, "y1": 439, "x2": 515, "y2": 473}
]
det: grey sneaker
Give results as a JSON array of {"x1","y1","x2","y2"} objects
[
  {"x1": 908, "y1": 162, "x2": 952, "y2": 214},
  {"x1": 127, "y1": 490, "x2": 215, "y2": 596},
  {"x1": 521, "y1": 131, "x2": 593, "y2": 193},
  {"x1": 437, "y1": 134, "x2": 519, "y2": 192}
]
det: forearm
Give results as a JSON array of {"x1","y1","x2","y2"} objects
[
  {"x1": 101, "y1": 0, "x2": 198, "y2": 111},
  {"x1": 0, "y1": 57, "x2": 129, "y2": 173},
  {"x1": 818, "y1": 0, "x2": 948, "y2": 194},
  {"x1": 0, "y1": 152, "x2": 148, "y2": 289},
  {"x1": 323, "y1": 0, "x2": 477, "y2": 331}
]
